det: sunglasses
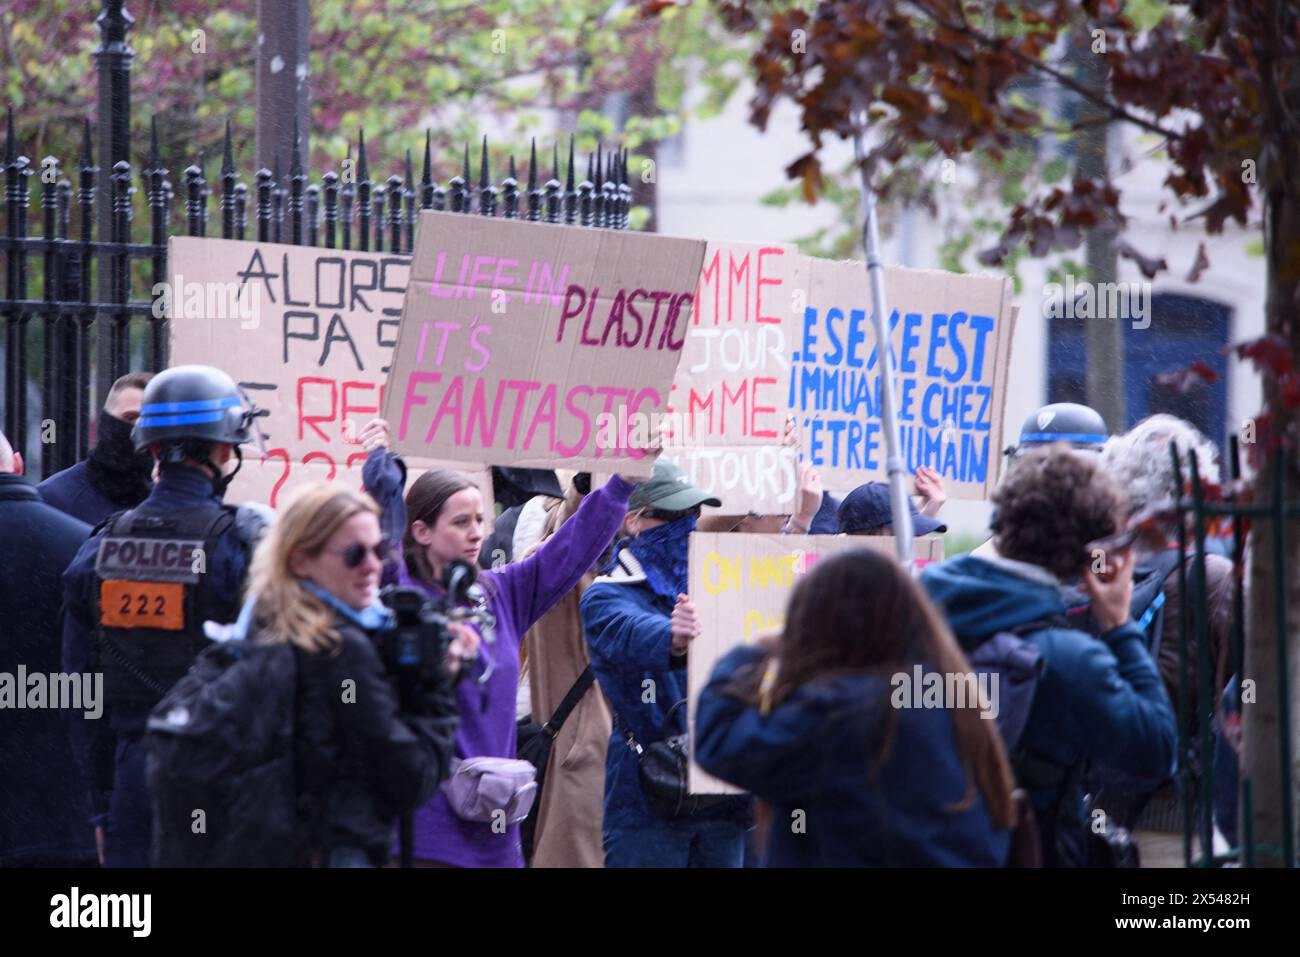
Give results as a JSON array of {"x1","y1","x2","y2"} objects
[{"x1": 327, "y1": 539, "x2": 394, "y2": 569}]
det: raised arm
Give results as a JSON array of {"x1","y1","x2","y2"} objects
[{"x1": 494, "y1": 475, "x2": 636, "y2": 635}]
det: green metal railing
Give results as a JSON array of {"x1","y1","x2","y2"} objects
[{"x1": 1171, "y1": 435, "x2": 1299, "y2": 867}]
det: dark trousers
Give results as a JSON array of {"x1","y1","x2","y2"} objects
[
  {"x1": 604, "y1": 818, "x2": 745, "y2": 868},
  {"x1": 104, "y1": 735, "x2": 152, "y2": 868}
]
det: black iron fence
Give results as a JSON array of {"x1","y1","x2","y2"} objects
[{"x1": 1, "y1": 108, "x2": 631, "y2": 481}]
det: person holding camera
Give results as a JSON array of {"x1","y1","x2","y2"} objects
[
  {"x1": 359, "y1": 418, "x2": 639, "y2": 867},
  {"x1": 694, "y1": 548, "x2": 1016, "y2": 867},
  {"x1": 238, "y1": 482, "x2": 469, "y2": 868},
  {"x1": 919, "y1": 445, "x2": 1177, "y2": 866}
]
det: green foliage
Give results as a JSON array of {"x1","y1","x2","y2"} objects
[{"x1": 3, "y1": 0, "x2": 749, "y2": 219}]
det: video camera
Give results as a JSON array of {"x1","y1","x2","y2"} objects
[{"x1": 378, "y1": 560, "x2": 497, "y2": 700}]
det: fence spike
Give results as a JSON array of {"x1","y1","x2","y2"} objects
[
  {"x1": 290, "y1": 116, "x2": 303, "y2": 177},
  {"x1": 4, "y1": 105, "x2": 14, "y2": 164},
  {"x1": 81, "y1": 117, "x2": 93, "y2": 168},
  {"x1": 148, "y1": 115, "x2": 160, "y2": 167},
  {"x1": 222, "y1": 117, "x2": 234, "y2": 174}
]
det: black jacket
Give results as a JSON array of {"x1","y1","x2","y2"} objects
[
  {"x1": 0, "y1": 473, "x2": 95, "y2": 865},
  {"x1": 289, "y1": 617, "x2": 458, "y2": 864}
]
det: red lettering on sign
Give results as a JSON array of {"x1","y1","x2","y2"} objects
[
  {"x1": 756, "y1": 247, "x2": 784, "y2": 324},
  {"x1": 751, "y1": 376, "x2": 778, "y2": 438},
  {"x1": 298, "y1": 377, "x2": 336, "y2": 443}
]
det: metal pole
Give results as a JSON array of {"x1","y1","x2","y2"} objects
[
  {"x1": 853, "y1": 122, "x2": 913, "y2": 568},
  {"x1": 255, "y1": 0, "x2": 310, "y2": 177},
  {"x1": 94, "y1": 0, "x2": 134, "y2": 410}
]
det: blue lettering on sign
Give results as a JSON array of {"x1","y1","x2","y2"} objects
[{"x1": 789, "y1": 305, "x2": 996, "y2": 483}]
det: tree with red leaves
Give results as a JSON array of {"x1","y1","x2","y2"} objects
[{"x1": 696, "y1": 0, "x2": 1300, "y2": 865}]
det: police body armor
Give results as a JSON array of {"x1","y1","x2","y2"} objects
[{"x1": 93, "y1": 504, "x2": 240, "y2": 709}]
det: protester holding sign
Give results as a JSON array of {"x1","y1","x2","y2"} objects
[
  {"x1": 694, "y1": 548, "x2": 1015, "y2": 866},
  {"x1": 837, "y1": 476, "x2": 949, "y2": 537},
  {"x1": 360, "y1": 418, "x2": 639, "y2": 867},
  {"x1": 579, "y1": 457, "x2": 750, "y2": 868}
]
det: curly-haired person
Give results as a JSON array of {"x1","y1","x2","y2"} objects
[{"x1": 919, "y1": 445, "x2": 1177, "y2": 867}]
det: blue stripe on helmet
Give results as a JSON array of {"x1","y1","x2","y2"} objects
[
  {"x1": 140, "y1": 395, "x2": 241, "y2": 415},
  {"x1": 1019, "y1": 432, "x2": 1107, "y2": 444},
  {"x1": 137, "y1": 410, "x2": 228, "y2": 427}
]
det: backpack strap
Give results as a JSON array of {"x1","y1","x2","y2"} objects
[{"x1": 540, "y1": 666, "x2": 595, "y2": 740}]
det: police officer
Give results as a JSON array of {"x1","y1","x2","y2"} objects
[
  {"x1": 61, "y1": 365, "x2": 269, "y2": 867},
  {"x1": 1005, "y1": 402, "x2": 1109, "y2": 460},
  {"x1": 970, "y1": 402, "x2": 1110, "y2": 561}
]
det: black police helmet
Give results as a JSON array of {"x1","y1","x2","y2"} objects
[
  {"x1": 132, "y1": 365, "x2": 258, "y2": 453},
  {"x1": 1011, "y1": 402, "x2": 1108, "y2": 456}
]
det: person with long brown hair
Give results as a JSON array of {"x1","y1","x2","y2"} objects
[
  {"x1": 359, "y1": 418, "x2": 640, "y2": 867},
  {"x1": 694, "y1": 548, "x2": 1016, "y2": 867}
]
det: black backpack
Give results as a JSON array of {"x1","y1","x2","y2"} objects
[{"x1": 145, "y1": 639, "x2": 303, "y2": 867}]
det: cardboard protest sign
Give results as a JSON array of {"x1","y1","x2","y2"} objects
[
  {"x1": 685, "y1": 531, "x2": 945, "y2": 793},
  {"x1": 167, "y1": 236, "x2": 491, "y2": 513},
  {"x1": 789, "y1": 262, "x2": 1017, "y2": 499},
  {"x1": 383, "y1": 211, "x2": 706, "y2": 477},
  {"x1": 659, "y1": 240, "x2": 802, "y2": 514}
]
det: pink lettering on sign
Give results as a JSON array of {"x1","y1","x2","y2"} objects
[
  {"x1": 693, "y1": 246, "x2": 786, "y2": 327},
  {"x1": 397, "y1": 371, "x2": 664, "y2": 460},
  {"x1": 428, "y1": 252, "x2": 569, "y2": 305}
]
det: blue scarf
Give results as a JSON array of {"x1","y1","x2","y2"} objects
[
  {"x1": 624, "y1": 515, "x2": 696, "y2": 601},
  {"x1": 300, "y1": 580, "x2": 395, "y2": 632},
  {"x1": 205, "y1": 584, "x2": 393, "y2": 645}
]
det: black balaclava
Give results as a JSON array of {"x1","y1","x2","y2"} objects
[{"x1": 85, "y1": 410, "x2": 155, "y2": 507}]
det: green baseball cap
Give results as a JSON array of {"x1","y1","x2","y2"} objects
[{"x1": 628, "y1": 457, "x2": 722, "y2": 511}]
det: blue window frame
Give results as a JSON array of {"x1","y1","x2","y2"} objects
[{"x1": 1045, "y1": 293, "x2": 1231, "y2": 452}]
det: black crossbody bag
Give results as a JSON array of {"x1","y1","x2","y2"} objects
[
  {"x1": 516, "y1": 666, "x2": 596, "y2": 863},
  {"x1": 613, "y1": 700, "x2": 748, "y2": 820}
]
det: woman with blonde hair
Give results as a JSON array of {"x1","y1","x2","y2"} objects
[
  {"x1": 241, "y1": 481, "x2": 465, "y2": 867},
  {"x1": 694, "y1": 548, "x2": 1016, "y2": 867}
]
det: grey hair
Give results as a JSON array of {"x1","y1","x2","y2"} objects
[
  {"x1": 1099, "y1": 414, "x2": 1221, "y2": 515},
  {"x1": 0, "y1": 430, "x2": 13, "y2": 471}
]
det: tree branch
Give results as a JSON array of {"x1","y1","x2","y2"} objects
[{"x1": 916, "y1": 1, "x2": 1187, "y2": 144}]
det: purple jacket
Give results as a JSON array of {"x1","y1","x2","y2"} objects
[{"x1": 363, "y1": 451, "x2": 633, "y2": 866}]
